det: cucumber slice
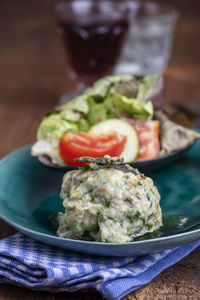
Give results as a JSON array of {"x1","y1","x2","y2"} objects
[{"x1": 90, "y1": 119, "x2": 139, "y2": 162}]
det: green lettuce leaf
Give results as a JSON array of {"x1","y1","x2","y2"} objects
[
  {"x1": 59, "y1": 109, "x2": 82, "y2": 122},
  {"x1": 137, "y1": 74, "x2": 160, "y2": 102},
  {"x1": 77, "y1": 118, "x2": 90, "y2": 132},
  {"x1": 90, "y1": 74, "x2": 133, "y2": 99},
  {"x1": 85, "y1": 75, "x2": 155, "y2": 123},
  {"x1": 113, "y1": 79, "x2": 139, "y2": 98},
  {"x1": 86, "y1": 97, "x2": 108, "y2": 125},
  {"x1": 37, "y1": 114, "x2": 78, "y2": 141},
  {"x1": 58, "y1": 94, "x2": 89, "y2": 114},
  {"x1": 111, "y1": 92, "x2": 153, "y2": 121},
  {"x1": 55, "y1": 75, "x2": 157, "y2": 126},
  {"x1": 36, "y1": 75, "x2": 159, "y2": 146}
]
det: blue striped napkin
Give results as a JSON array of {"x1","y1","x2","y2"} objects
[{"x1": 0, "y1": 233, "x2": 199, "y2": 299}]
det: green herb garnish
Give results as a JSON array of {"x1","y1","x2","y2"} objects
[{"x1": 75, "y1": 155, "x2": 141, "y2": 176}]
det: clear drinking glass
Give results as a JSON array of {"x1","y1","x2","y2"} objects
[
  {"x1": 55, "y1": 0, "x2": 129, "y2": 102},
  {"x1": 114, "y1": 1, "x2": 179, "y2": 76}
]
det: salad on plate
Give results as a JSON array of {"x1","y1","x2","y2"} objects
[{"x1": 31, "y1": 74, "x2": 200, "y2": 166}]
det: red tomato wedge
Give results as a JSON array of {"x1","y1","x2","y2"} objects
[
  {"x1": 59, "y1": 132, "x2": 127, "y2": 166},
  {"x1": 121, "y1": 117, "x2": 160, "y2": 160}
]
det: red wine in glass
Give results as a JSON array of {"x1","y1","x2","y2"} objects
[
  {"x1": 58, "y1": 16, "x2": 128, "y2": 86},
  {"x1": 55, "y1": 1, "x2": 129, "y2": 103}
]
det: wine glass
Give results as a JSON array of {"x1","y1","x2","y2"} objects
[{"x1": 55, "y1": 0, "x2": 129, "y2": 103}]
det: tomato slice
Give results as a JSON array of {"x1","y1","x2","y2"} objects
[
  {"x1": 121, "y1": 117, "x2": 160, "y2": 160},
  {"x1": 59, "y1": 132, "x2": 127, "y2": 166},
  {"x1": 135, "y1": 120, "x2": 160, "y2": 160}
]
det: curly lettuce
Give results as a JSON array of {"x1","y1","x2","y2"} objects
[
  {"x1": 37, "y1": 114, "x2": 78, "y2": 142},
  {"x1": 155, "y1": 111, "x2": 200, "y2": 155},
  {"x1": 32, "y1": 74, "x2": 164, "y2": 164}
]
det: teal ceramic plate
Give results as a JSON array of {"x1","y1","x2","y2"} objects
[{"x1": 0, "y1": 144, "x2": 200, "y2": 257}]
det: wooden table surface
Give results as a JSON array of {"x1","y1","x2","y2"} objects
[{"x1": 0, "y1": 0, "x2": 200, "y2": 299}]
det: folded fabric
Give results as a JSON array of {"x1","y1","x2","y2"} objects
[{"x1": 0, "y1": 233, "x2": 199, "y2": 300}]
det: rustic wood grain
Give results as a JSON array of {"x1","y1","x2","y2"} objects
[{"x1": 0, "y1": 0, "x2": 200, "y2": 299}]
